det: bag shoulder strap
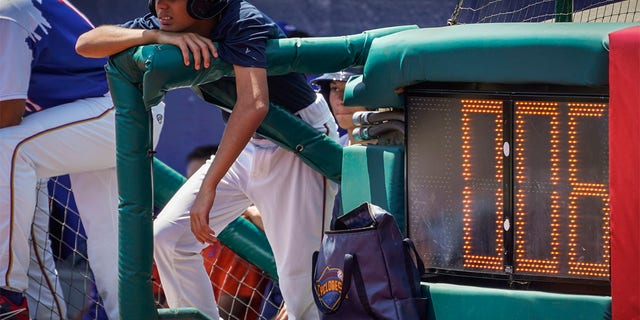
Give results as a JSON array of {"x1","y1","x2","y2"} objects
[
  {"x1": 348, "y1": 254, "x2": 378, "y2": 318},
  {"x1": 403, "y1": 238, "x2": 425, "y2": 297}
]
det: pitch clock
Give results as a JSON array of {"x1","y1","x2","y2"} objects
[{"x1": 406, "y1": 83, "x2": 609, "y2": 293}]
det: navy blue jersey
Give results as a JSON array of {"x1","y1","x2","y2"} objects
[
  {"x1": 123, "y1": 0, "x2": 316, "y2": 113},
  {"x1": 0, "y1": 0, "x2": 109, "y2": 113}
]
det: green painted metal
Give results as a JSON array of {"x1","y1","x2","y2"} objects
[{"x1": 555, "y1": 0, "x2": 573, "y2": 22}]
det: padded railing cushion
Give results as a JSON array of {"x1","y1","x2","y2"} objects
[
  {"x1": 345, "y1": 23, "x2": 637, "y2": 108},
  {"x1": 341, "y1": 145, "x2": 406, "y2": 233},
  {"x1": 424, "y1": 282, "x2": 611, "y2": 320}
]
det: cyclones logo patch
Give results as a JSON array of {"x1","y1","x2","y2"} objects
[{"x1": 314, "y1": 266, "x2": 344, "y2": 311}]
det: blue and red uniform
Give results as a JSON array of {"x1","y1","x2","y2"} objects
[
  {"x1": 0, "y1": 1, "x2": 165, "y2": 319},
  {"x1": 0, "y1": 0, "x2": 108, "y2": 113}
]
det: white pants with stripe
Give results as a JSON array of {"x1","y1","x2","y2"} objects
[
  {"x1": 0, "y1": 94, "x2": 164, "y2": 319},
  {"x1": 154, "y1": 94, "x2": 338, "y2": 320}
]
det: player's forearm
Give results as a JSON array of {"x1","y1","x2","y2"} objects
[
  {"x1": 201, "y1": 99, "x2": 268, "y2": 190},
  {"x1": 76, "y1": 25, "x2": 159, "y2": 58},
  {"x1": 0, "y1": 99, "x2": 26, "y2": 128},
  {"x1": 200, "y1": 66, "x2": 269, "y2": 191}
]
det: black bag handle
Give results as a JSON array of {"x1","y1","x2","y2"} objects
[
  {"x1": 312, "y1": 252, "x2": 378, "y2": 318},
  {"x1": 312, "y1": 251, "x2": 352, "y2": 314},
  {"x1": 403, "y1": 238, "x2": 425, "y2": 297},
  {"x1": 403, "y1": 238, "x2": 425, "y2": 274},
  {"x1": 348, "y1": 254, "x2": 379, "y2": 319}
]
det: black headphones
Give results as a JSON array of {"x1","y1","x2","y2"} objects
[{"x1": 149, "y1": 0, "x2": 229, "y2": 20}]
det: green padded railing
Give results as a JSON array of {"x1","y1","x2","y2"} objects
[
  {"x1": 344, "y1": 22, "x2": 637, "y2": 108},
  {"x1": 341, "y1": 145, "x2": 406, "y2": 234},
  {"x1": 133, "y1": 25, "x2": 418, "y2": 109},
  {"x1": 106, "y1": 26, "x2": 416, "y2": 319},
  {"x1": 424, "y1": 283, "x2": 611, "y2": 320}
]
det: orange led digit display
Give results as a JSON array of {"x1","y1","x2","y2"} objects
[
  {"x1": 460, "y1": 100, "x2": 504, "y2": 271},
  {"x1": 566, "y1": 103, "x2": 610, "y2": 278},
  {"x1": 406, "y1": 93, "x2": 610, "y2": 287},
  {"x1": 513, "y1": 101, "x2": 562, "y2": 275}
]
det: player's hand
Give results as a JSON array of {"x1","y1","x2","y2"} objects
[
  {"x1": 155, "y1": 30, "x2": 218, "y2": 70},
  {"x1": 190, "y1": 187, "x2": 217, "y2": 244},
  {"x1": 273, "y1": 305, "x2": 288, "y2": 320}
]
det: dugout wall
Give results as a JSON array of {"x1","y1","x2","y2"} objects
[{"x1": 107, "y1": 21, "x2": 639, "y2": 319}]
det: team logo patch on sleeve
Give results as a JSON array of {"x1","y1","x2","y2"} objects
[{"x1": 314, "y1": 266, "x2": 344, "y2": 311}]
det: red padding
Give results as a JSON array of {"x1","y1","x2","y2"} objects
[{"x1": 609, "y1": 26, "x2": 640, "y2": 320}]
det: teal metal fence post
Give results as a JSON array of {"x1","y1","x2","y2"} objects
[
  {"x1": 107, "y1": 67, "x2": 158, "y2": 319},
  {"x1": 555, "y1": 0, "x2": 573, "y2": 22}
]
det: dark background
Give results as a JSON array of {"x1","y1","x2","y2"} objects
[{"x1": 70, "y1": 0, "x2": 457, "y2": 175}]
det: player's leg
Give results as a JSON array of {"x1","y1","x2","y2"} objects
[
  {"x1": 246, "y1": 95, "x2": 339, "y2": 319},
  {"x1": 154, "y1": 151, "x2": 252, "y2": 319},
  {"x1": 247, "y1": 143, "x2": 337, "y2": 319},
  {"x1": 26, "y1": 178, "x2": 67, "y2": 320},
  {"x1": 69, "y1": 168, "x2": 118, "y2": 320},
  {"x1": 0, "y1": 94, "x2": 112, "y2": 310}
]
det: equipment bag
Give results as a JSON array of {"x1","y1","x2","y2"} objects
[{"x1": 312, "y1": 202, "x2": 428, "y2": 319}]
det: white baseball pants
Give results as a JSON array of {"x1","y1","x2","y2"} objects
[
  {"x1": 26, "y1": 179, "x2": 68, "y2": 320},
  {"x1": 154, "y1": 94, "x2": 338, "y2": 320},
  {"x1": 0, "y1": 94, "x2": 164, "y2": 320}
]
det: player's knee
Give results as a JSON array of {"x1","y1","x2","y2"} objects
[
  {"x1": 153, "y1": 218, "x2": 191, "y2": 256},
  {"x1": 153, "y1": 220, "x2": 174, "y2": 252},
  {"x1": 153, "y1": 227, "x2": 170, "y2": 248}
]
